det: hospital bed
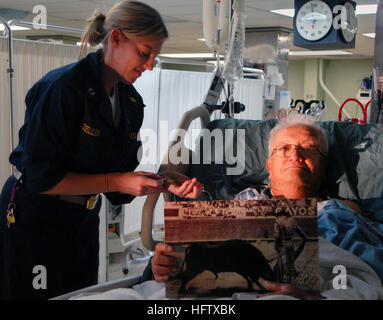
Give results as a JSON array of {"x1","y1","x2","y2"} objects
[{"x1": 52, "y1": 106, "x2": 383, "y2": 300}]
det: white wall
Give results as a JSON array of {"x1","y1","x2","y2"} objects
[
  {"x1": 288, "y1": 60, "x2": 305, "y2": 102},
  {"x1": 288, "y1": 58, "x2": 373, "y2": 121},
  {"x1": 323, "y1": 58, "x2": 373, "y2": 120}
]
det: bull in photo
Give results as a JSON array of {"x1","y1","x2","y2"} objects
[{"x1": 175, "y1": 239, "x2": 275, "y2": 294}]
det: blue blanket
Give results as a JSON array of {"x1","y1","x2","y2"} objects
[{"x1": 318, "y1": 199, "x2": 383, "y2": 285}]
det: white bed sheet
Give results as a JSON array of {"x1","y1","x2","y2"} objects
[{"x1": 71, "y1": 237, "x2": 383, "y2": 300}]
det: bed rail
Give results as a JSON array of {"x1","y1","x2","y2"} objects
[{"x1": 51, "y1": 274, "x2": 141, "y2": 300}]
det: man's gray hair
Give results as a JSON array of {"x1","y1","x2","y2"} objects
[{"x1": 268, "y1": 114, "x2": 329, "y2": 155}]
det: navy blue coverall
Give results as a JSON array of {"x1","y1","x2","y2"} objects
[{"x1": 0, "y1": 49, "x2": 145, "y2": 299}]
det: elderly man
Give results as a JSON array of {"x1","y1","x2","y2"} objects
[
  {"x1": 147, "y1": 116, "x2": 381, "y2": 299},
  {"x1": 235, "y1": 116, "x2": 329, "y2": 200}
]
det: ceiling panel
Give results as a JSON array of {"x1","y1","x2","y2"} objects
[{"x1": 0, "y1": 0, "x2": 379, "y2": 59}]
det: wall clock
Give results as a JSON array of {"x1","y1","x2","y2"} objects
[
  {"x1": 295, "y1": 0, "x2": 333, "y2": 42},
  {"x1": 293, "y1": 0, "x2": 357, "y2": 50}
]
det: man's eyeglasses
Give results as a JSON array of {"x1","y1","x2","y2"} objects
[{"x1": 271, "y1": 144, "x2": 327, "y2": 159}]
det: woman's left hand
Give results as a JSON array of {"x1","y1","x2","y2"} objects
[{"x1": 160, "y1": 172, "x2": 204, "y2": 199}]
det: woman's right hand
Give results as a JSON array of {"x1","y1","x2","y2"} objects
[{"x1": 117, "y1": 171, "x2": 166, "y2": 196}]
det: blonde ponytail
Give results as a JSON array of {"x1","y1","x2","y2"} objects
[
  {"x1": 79, "y1": 12, "x2": 107, "y2": 58},
  {"x1": 78, "y1": 1, "x2": 168, "y2": 59}
]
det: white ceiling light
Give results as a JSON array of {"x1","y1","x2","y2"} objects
[
  {"x1": 289, "y1": 50, "x2": 352, "y2": 56},
  {"x1": 270, "y1": 4, "x2": 377, "y2": 17},
  {"x1": 0, "y1": 25, "x2": 30, "y2": 31},
  {"x1": 356, "y1": 4, "x2": 377, "y2": 15},
  {"x1": 270, "y1": 9, "x2": 295, "y2": 18},
  {"x1": 159, "y1": 53, "x2": 223, "y2": 59},
  {"x1": 362, "y1": 33, "x2": 376, "y2": 39}
]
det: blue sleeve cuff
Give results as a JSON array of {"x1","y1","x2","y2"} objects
[
  {"x1": 21, "y1": 162, "x2": 67, "y2": 193},
  {"x1": 103, "y1": 192, "x2": 136, "y2": 205}
]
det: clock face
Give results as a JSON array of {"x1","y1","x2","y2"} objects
[
  {"x1": 296, "y1": 0, "x2": 333, "y2": 41},
  {"x1": 341, "y1": 1, "x2": 358, "y2": 43}
]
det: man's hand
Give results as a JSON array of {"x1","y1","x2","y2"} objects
[
  {"x1": 257, "y1": 280, "x2": 323, "y2": 300},
  {"x1": 160, "y1": 172, "x2": 204, "y2": 199},
  {"x1": 151, "y1": 242, "x2": 177, "y2": 282}
]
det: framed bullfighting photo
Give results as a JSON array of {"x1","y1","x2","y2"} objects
[{"x1": 164, "y1": 198, "x2": 320, "y2": 298}]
